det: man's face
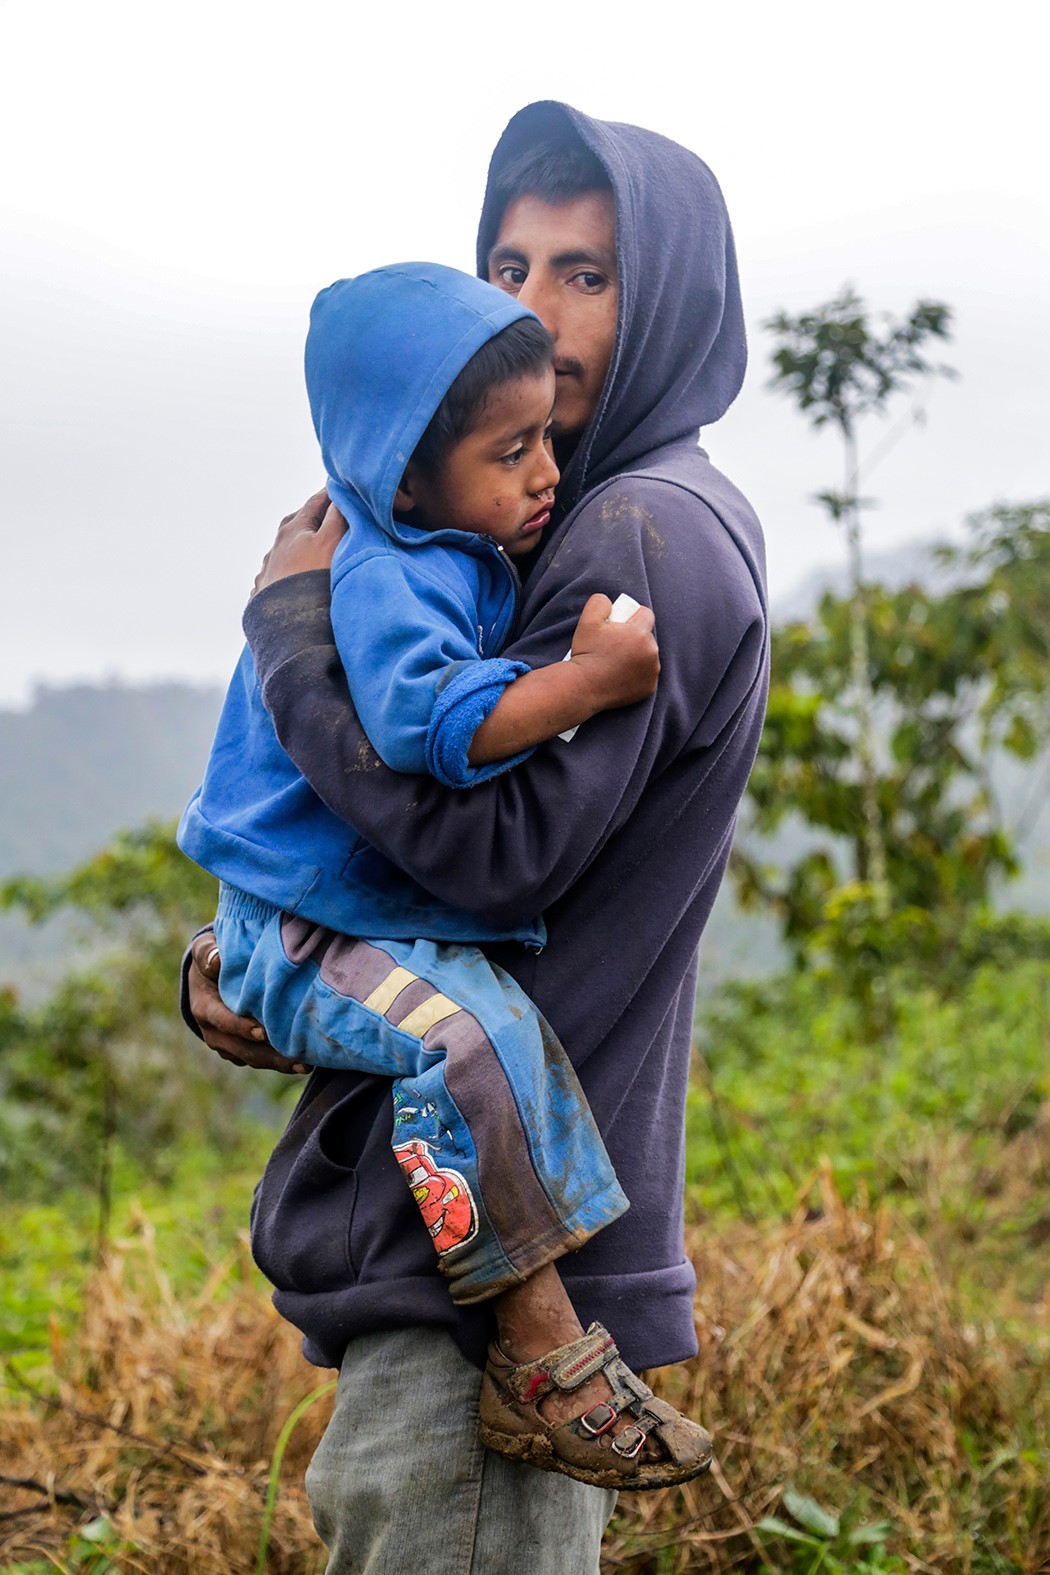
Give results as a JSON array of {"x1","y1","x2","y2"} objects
[{"x1": 487, "y1": 192, "x2": 618, "y2": 441}]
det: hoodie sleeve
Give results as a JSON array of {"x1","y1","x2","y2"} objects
[
  {"x1": 244, "y1": 475, "x2": 768, "y2": 928},
  {"x1": 330, "y1": 552, "x2": 533, "y2": 789}
]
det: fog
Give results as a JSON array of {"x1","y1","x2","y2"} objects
[{"x1": 2, "y1": 0, "x2": 1046, "y2": 703}]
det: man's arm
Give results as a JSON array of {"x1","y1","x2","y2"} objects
[
  {"x1": 243, "y1": 481, "x2": 763, "y2": 928},
  {"x1": 245, "y1": 576, "x2": 650, "y2": 927}
]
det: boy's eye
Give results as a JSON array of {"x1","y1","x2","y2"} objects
[
  {"x1": 500, "y1": 446, "x2": 525, "y2": 466},
  {"x1": 495, "y1": 264, "x2": 527, "y2": 291}
]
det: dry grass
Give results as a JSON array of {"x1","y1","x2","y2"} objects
[
  {"x1": 0, "y1": 1209, "x2": 330, "y2": 1574},
  {"x1": 608, "y1": 1163, "x2": 1050, "y2": 1572},
  {"x1": 2, "y1": 1172, "x2": 1047, "y2": 1574}
]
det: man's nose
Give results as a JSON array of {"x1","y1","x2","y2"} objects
[{"x1": 517, "y1": 276, "x2": 559, "y2": 343}]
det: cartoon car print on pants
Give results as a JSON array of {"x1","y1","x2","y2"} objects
[{"x1": 394, "y1": 1139, "x2": 479, "y2": 1255}]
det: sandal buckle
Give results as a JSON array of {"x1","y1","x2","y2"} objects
[
  {"x1": 579, "y1": 1402, "x2": 618, "y2": 1436},
  {"x1": 612, "y1": 1424, "x2": 647, "y2": 1459}
]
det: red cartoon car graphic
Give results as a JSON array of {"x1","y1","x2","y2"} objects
[{"x1": 393, "y1": 1139, "x2": 478, "y2": 1255}]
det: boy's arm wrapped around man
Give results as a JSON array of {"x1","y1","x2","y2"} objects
[{"x1": 329, "y1": 550, "x2": 533, "y2": 789}]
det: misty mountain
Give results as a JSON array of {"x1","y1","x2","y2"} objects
[
  {"x1": 0, "y1": 680, "x2": 223, "y2": 879},
  {"x1": 770, "y1": 536, "x2": 957, "y2": 624},
  {"x1": 0, "y1": 532, "x2": 1045, "y2": 996},
  {"x1": 2, "y1": 541, "x2": 955, "y2": 883}
]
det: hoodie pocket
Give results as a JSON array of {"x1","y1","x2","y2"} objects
[{"x1": 251, "y1": 1095, "x2": 360, "y2": 1291}]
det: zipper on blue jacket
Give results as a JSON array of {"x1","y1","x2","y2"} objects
[{"x1": 484, "y1": 540, "x2": 522, "y2": 646}]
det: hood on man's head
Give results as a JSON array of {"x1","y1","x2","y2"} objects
[
  {"x1": 476, "y1": 102, "x2": 747, "y2": 513},
  {"x1": 306, "y1": 263, "x2": 532, "y2": 538}
]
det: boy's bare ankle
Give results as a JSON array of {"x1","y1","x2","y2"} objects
[
  {"x1": 488, "y1": 1272, "x2": 664, "y2": 1460},
  {"x1": 493, "y1": 1264, "x2": 584, "y2": 1363}
]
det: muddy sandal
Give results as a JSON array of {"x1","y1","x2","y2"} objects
[{"x1": 478, "y1": 1322, "x2": 712, "y2": 1491}]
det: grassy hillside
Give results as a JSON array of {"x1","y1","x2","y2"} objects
[{"x1": 1, "y1": 961, "x2": 1047, "y2": 1573}]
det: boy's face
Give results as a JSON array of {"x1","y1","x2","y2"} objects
[
  {"x1": 397, "y1": 369, "x2": 559, "y2": 556},
  {"x1": 486, "y1": 192, "x2": 618, "y2": 440}
]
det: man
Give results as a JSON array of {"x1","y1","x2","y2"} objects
[{"x1": 186, "y1": 101, "x2": 769, "y2": 1572}]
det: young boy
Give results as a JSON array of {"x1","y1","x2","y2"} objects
[{"x1": 179, "y1": 262, "x2": 711, "y2": 1489}]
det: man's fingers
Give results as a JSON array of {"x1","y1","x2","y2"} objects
[
  {"x1": 252, "y1": 549, "x2": 272, "y2": 595},
  {"x1": 208, "y1": 999, "x2": 270, "y2": 1043},
  {"x1": 317, "y1": 502, "x2": 349, "y2": 544},
  {"x1": 190, "y1": 929, "x2": 222, "y2": 980},
  {"x1": 204, "y1": 1033, "x2": 308, "y2": 1073},
  {"x1": 188, "y1": 930, "x2": 269, "y2": 1042},
  {"x1": 299, "y1": 488, "x2": 332, "y2": 529}
]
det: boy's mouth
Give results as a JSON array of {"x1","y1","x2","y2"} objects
[{"x1": 521, "y1": 507, "x2": 551, "y2": 533}]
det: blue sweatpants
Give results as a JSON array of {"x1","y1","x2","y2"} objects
[{"x1": 214, "y1": 885, "x2": 629, "y2": 1304}]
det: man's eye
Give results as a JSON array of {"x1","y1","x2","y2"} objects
[
  {"x1": 495, "y1": 265, "x2": 527, "y2": 291},
  {"x1": 571, "y1": 271, "x2": 607, "y2": 292}
]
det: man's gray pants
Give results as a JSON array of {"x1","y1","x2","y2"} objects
[{"x1": 306, "y1": 1326, "x2": 618, "y2": 1573}]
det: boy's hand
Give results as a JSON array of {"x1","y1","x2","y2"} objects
[
  {"x1": 568, "y1": 593, "x2": 660, "y2": 712},
  {"x1": 251, "y1": 489, "x2": 348, "y2": 598}
]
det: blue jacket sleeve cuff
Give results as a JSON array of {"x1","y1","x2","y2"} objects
[{"x1": 425, "y1": 658, "x2": 534, "y2": 789}]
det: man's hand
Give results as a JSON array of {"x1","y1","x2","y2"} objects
[
  {"x1": 188, "y1": 931, "x2": 308, "y2": 1073},
  {"x1": 251, "y1": 489, "x2": 349, "y2": 598},
  {"x1": 569, "y1": 593, "x2": 660, "y2": 712}
]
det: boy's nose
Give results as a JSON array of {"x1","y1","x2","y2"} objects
[{"x1": 532, "y1": 451, "x2": 559, "y2": 498}]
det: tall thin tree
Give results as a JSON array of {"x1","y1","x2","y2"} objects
[{"x1": 764, "y1": 288, "x2": 954, "y2": 919}]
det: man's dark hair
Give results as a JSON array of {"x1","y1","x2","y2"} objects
[
  {"x1": 411, "y1": 316, "x2": 554, "y2": 475},
  {"x1": 493, "y1": 139, "x2": 612, "y2": 210}
]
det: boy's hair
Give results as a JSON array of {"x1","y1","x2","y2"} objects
[
  {"x1": 493, "y1": 139, "x2": 612, "y2": 210},
  {"x1": 411, "y1": 316, "x2": 554, "y2": 475}
]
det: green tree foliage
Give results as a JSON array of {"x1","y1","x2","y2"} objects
[
  {"x1": 734, "y1": 501, "x2": 1050, "y2": 1011},
  {"x1": 765, "y1": 290, "x2": 954, "y2": 432},
  {"x1": 764, "y1": 289, "x2": 956, "y2": 927},
  {"x1": 0, "y1": 823, "x2": 245, "y2": 1214}
]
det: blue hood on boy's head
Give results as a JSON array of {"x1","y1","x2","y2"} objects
[
  {"x1": 306, "y1": 262, "x2": 534, "y2": 538},
  {"x1": 476, "y1": 103, "x2": 747, "y2": 517}
]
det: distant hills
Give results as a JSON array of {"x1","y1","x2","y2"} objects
[
  {"x1": 0, "y1": 682, "x2": 225, "y2": 995},
  {"x1": 3, "y1": 546, "x2": 954, "y2": 880},
  {"x1": 0, "y1": 680, "x2": 223, "y2": 879},
  {"x1": 770, "y1": 537, "x2": 955, "y2": 623},
  {"x1": 1, "y1": 540, "x2": 1046, "y2": 993}
]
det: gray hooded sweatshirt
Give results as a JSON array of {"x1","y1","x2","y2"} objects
[{"x1": 240, "y1": 101, "x2": 769, "y2": 1373}]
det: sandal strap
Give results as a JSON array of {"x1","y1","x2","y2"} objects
[
  {"x1": 600, "y1": 1353, "x2": 656, "y2": 1416},
  {"x1": 498, "y1": 1322, "x2": 621, "y2": 1404}
]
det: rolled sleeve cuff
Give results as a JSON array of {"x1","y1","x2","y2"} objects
[{"x1": 425, "y1": 658, "x2": 534, "y2": 789}]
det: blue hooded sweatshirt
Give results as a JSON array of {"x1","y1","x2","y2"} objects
[
  {"x1": 178, "y1": 264, "x2": 547, "y2": 946},
  {"x1": 218, "y1": 102, "x2": 769, "y2": 1375}
]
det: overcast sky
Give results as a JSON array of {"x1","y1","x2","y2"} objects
[{"x1": 1, "y1": 0, "x2": 1047, "y2": 705}]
